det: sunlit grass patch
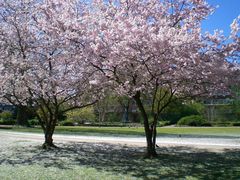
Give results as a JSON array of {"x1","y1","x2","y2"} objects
[{"x1": 4, "y1": 126, "x2": 240, "y2": 137}]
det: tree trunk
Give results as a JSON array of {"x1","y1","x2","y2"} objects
[
  {"x1": 152, "y1": 115, "x2": 158, "y2": 149},
  {"x1": 101, "y1": 109, "x2": 106, "y2": 122},
  {"x1": 133, "y1": 92, "x2": 157, "y2": 158},
  {"x1": 125, "y1": 103, "x2": 130, "y2": 123},
  {"x1": 42, "y1": 120, "x2": 57, "y2": 149},
  {"x1": 43, "y1": 132, "x2": 53, "y2": 146},
  {"x1": 16, "y1": 106, "x2": 30, "y2": 126}
]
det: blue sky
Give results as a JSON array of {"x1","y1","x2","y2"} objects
[{"x1": 201, "y1": 0, "x2": 240, "y2": 36}]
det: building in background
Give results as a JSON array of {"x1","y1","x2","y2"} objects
[{"x1": 0, "y1": 103, "x2": 16, "y2": 113}]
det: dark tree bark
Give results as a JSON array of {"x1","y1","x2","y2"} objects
[
  {"x1": 42, "y1": 118, "x2": 57, "y2": 149},
  {"x1": 36, "y1": 98, "x2": 97, "y2": 150},
  {"x1": 133, "y1": 91, "x2": 157, "y2": 158},
  {"x1": 152, "y1": 114, "x2": 158, "y2": 149},
  {"x1": 16, "y1": 106, "x2": 30, "y2": 127},
  {"x1": 36, "y1": 103, "x2": 58, "y2": 149}
]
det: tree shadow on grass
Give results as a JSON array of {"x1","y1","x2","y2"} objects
[{"x1": 1, "y1": 142, "x2": 240, "y2": 179}]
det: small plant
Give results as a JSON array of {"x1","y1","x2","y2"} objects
[{"x1": 177, "y1": 115, "x2": 207, "y2": 126}]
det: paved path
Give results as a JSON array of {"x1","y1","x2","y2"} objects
[{"x1": 0, "y1": 130, "x2": 240, "y2": 150}]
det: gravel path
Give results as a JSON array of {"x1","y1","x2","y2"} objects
[{"x1": 1, "y1": 130, "x2": 240, "y2": 151}]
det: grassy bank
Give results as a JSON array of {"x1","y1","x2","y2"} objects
[{"x1": 1, "y1": 126, "x2": 240, "y2": 137}]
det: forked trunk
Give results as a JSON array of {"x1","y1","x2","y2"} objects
[
  {"x1": 37, "y1": 105, "x2": 59, "y2": 149},
  {"x1": 134, "y1": 92, "x2": 157, "y2": 158},
  {"x1": 145, "y1": 132, "x2": 157, "y2": 158}
]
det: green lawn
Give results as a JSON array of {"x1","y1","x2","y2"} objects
[
  {"x1": 1, "y1": 126, "x2": 240, "y2": 179},
  {"x1": 2, "y1": 126, "x2": 240, "y2": 137},
  {"x1": 1, "y1": 140, "x2": 240, "y2": 179}
]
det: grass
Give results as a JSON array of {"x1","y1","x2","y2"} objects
[
  {"x1": 1, "y1": 126, "x2": 240, "y2": 179},
  {"x1": 1, "y1": 125, "x2": 240, "y2": 137},
  {"x1": 0, "y1": 140, "x2": 240, "y2": 179},
  {"x1": 158, "y1": 127, "x2": 240, "y2": 137},
  {"x1": 0, "y1": 165, "x2": 135, "y2": 180}
]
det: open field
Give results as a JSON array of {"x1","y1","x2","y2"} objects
[
  {"x1": 1, "y1": 126, "x2": 240, "y2": 137},
  {"x1": 0, "y1": 131, "x2": 240, "y2": 179}
]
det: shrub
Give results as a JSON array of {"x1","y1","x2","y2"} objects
[
  {"x1": 106, "y1": 112, "x2": 122, "y2": 122},
  {"x1": 28, "y1": 119, "x2": 39, "y2": 126},
  {"x1": 0, "y1": 119, "x2": 16, "y2": 125},
  {"x1": 0, "y1": 111, "x2": 15, "y2": 125},
  {"x1": 66, "y1": 107, "x2": 96, "y2": 123},
  {"x1": 60, "y1": 120, "x2": 77, "y2": 126},
  {"x1": 177, "y1": 115, "x2": 206, "y2": 126},
  {"x1": 0, "y1": 111, "x2": 13, "y2": 121},
  {"x1": 201, "y1": 122, "x2": 212, "y2": 127},
  {"x1": 232, "y1": 122, "x2": 240, "y2": 126},
  {"x1": 159, "y1": 121, "x2": 171, "y2": 127},
  {"x1": 212, "y1": 122, "x2": 232, "y2": 127}
]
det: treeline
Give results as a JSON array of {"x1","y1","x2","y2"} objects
[{"x1": 2, "y1": 93, "x2": 240, "y2": 127}]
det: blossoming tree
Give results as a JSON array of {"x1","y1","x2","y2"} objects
[
  {"x1": 0, "y1": 0, "x2": 238, "y2": 156},
  {"x1": 0, "y1": 0, "x2": 99, "y2": 148},
  {"x1": 84, "y1": 0, "x2": 238, "y2": 157}
]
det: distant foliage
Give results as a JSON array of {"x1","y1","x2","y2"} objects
[
  {"x1": 161, "y1": 101, "x2": 204, "y2": 124},
  {"x1": 0, "y1": 111, "x2": 15, "y2": 125},
  {"x1": 60, "y1": 120, "x2": 76, "y2": 126},
  {"x1": 66, "y1": 107, "x2": 96, "y2": 124},
  {"x1": 0, "y1": 119, "x2": 16, "y2": 125},
  {"x1": 28, "y1": 119, "x2": 40, "y2": 126},
  {"x1": 177, "y1": 115, "x2": 206, "y2": 126},
  {"x1": 232, "y1": 122, "x2": 240, "y2": 126},
  {"x1": 0, "y1": 111, "x2": 13, "y2": 121}
]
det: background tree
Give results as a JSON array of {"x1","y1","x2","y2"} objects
[
  {"x1": 66, "y1": 106, "x2": 96, "y2": 125},
  {"x1": 94, "y1": 93, "x2": 119, "y2": 123}
]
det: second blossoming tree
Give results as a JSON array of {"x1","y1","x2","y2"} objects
[{"x1": 84, "y1": 0, "x2": 239, "y2": 157}]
